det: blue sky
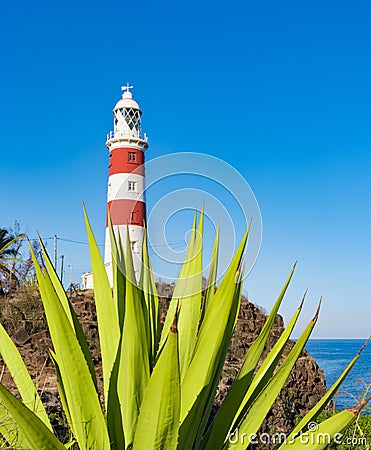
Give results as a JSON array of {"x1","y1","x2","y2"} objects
[{"x1": 1, "y1": 0, "x2": 371, "y2": 338}]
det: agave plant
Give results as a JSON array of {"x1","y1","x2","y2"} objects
[{"x1": 0, "y1": 208, "x2": 369, "y2": 449}]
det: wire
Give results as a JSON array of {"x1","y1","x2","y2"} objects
[
  {"x1": 28, "y1": 237, "x2": 54, "y2": 242},
  {"x1": 57, "y1": 237, "x2": 104, "y2": 247},
  {"x1": 148, "y1": 240, "x2": 185, "y2": 248},
  {"x1": 27, "y1": 236, "x2": 188, "y2": 252},
  {"x1": 148, "y1": 243, "x2": 187, "y2": 256},
  {"x1": 57, "y1": 236, "x2": 187, "y2": 251}
]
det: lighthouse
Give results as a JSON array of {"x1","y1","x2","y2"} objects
[
  {"x1": 81, "y1": 85, "x2": 147, "y2": 290},
  {"x1": 104, "y1": 84, "x2": 148, "y2": 284}
]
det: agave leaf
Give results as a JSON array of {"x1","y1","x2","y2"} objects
[
  {"x1": 223, "y1": 301, "x2": 321, "y2": 450},
  {"x1": 38, "y1": 235, "x2": 97, "y2": 389},
  {"x1": 0, "y1": 403, "x2": 29, "y2": 448},
  {"x1": 234, "y1": 293, "x2": 305, "y2": 418},
  {"x1": 140, "y1": 225, "x2": 160, "y2": 369},
  {"x1": 201, "y1": 222, "x2": 219, "y2": 320},
  {"x1": 137, "y1": 228, "x2": 152, "y2": 367},
  {"x1": 31, "y1": 247, "x2": 110, "y2": 449},
  {"x1": 236, "y1": 263, "x2": 297, "y2": 380},
  {"x1": 49, "y1": 351, "x2": 79, "y2": 449},
  {"x1": 108, "y1": 214, "x2": 126, "y2": 330},
  {"x1": 279, "y1": 409, "x2": 359, "y2": 449},
  {"x1": 178, "y1": 277, "x2": 241, "y2": 450},
  {"x1": 204, "y1": 264, "x2": 297, "y2": 449},
  {"x1": 177, "y1": 207, "x2": 204, "y2": 379},
  {"x1": 84, "y1": 206, "x2": 120, "y2": 406},
  {"x1": 117, "y1": 231, "x2": 150, "y2": 448},
  {"x1": 286, "y1": 338, "x2": 370, "y2": 442},
  {"x1": 206, "y1": 291, "x2": 306, "y2": 450},
  {"x1": 194, "y1": 269, "x2": 244, "y2": 450},
  {"x1": 0, "y1": 383, "x2": 66, "y2": 450},
  {"x1": 106, "y1": 218, "x2": 126, "y2": 450},
  {"x1": 159, "y1": 210, "x2": 203, "y2": 379},
  {"x1": 107, "y1": 337, "x2": 126, "y2": 450},
  {"x1": 49, "y1": 350, "x2": 72, "y2": 433},
  {"x1": 159, "y1": 211, "x2": 197, "y2": 350},
  {"x1": 178, "y1": 229, "x2": 249, "y2": 450},
  {"x1": 0, "y1": 322, "x2": 51, "y2": 429},
  {"x1": 37, "y1": 235, "x2": 73, "y2": 323},
  {"x1": 133, "y1": 312, "x2": 180, "y2": 450}
]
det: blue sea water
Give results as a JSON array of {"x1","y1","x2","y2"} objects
[{"x1": 306, "y1": 339, "x2": 371, "y2": 412}]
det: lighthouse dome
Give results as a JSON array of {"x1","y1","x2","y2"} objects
[{"x1": 113, "y1": 91, "x2": 141, "y2": 113}]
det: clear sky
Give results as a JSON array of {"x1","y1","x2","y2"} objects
[{"x1": 1, "y1": 0, "x2": 370, "y2": 338}]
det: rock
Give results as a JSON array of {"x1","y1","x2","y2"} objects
[{"x1": 12, "y1": 327, "x2": 30, "y2": 345}]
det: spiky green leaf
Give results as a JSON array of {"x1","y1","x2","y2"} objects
[
  {"x1": 117, "y1": 231, "x2": 150, "y2": 448},
  {"x1": 0, "y1": 403, "x2": 29, "y2": 448},
  {"x1": 31, "y1": 247, "x2": 110, "y2": 449},
  {"x1": 133, "y1": 313, "x2": 180, "y2": 450},
  {"x1": 140, "y1": 226, "x2": 160, "y2": 369},
  {"x1": 38, "y1": 235, "x2": 97, "y2": 389},
  {"x1": 160, "y1": 210, "x2": 204, "y2": 380},
  {"x1": 204, "y1": 289, "x2": 304, "y2": 449},
  {"x1": 84, "y1": 206, "x2": 120, "y2": 406},
  {"x1": 224, "y1": 302, "x2": 321, "y2": 450},
  {"x1": 0, "y1": 322, "x2": 51, "y2": 429},
  {"x1": 0, "y1": 383, "x2": 66, "y2": 450},
  {"x1": 279, "y1": 409, "x2": 358, "y2": 449},
  {"x1": 108, "y1": 215, "x2": 126, "y2": 331},
  {"x1": 202, "y1": 223, "x2": 219, "y2": 320},
  {"x1": 159, "y1": 212, "x2": 197, "y2": 348},
  {"x1": 178, "y1": 229, "x2": 248, "y2": 450},
  {"x1": 286, "y1": 338, "x2": 370, "y2": 442}
]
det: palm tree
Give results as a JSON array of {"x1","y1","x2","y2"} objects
[{"x1": 0, "y1": 228, "x2": 25, "y2": 292}]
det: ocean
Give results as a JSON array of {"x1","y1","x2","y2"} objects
[{"x1": 306, "y1": 339, "x2": 371, "y2": 412}]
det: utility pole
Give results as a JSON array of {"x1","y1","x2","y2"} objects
[
  {"x1": 68, "y1": 264, "x2": 73, "y2": 299},
  {"x1": 60, "y1": 255, "x2": 64, "y2": 284},
  {"x1": 53, "y1": 235, "x2": 57, "y2": 270}
]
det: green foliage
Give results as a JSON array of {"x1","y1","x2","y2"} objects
[
  {"x1": 0, "y1": 209, "x2": 369, "y2": 449},
  {"x1": 314, "y1": 378, "x2": 371, "y2": 450},
  {"x1": 0, "y1": 223, "x2": 43, "y2": 292},
  {"x1": 306, "y1": 412, "x2": 371, "y2": 450},
  {"x1": 0, "y1": 226, "x2": 25, "y2": 291}
]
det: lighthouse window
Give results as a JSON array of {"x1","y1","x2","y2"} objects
[
  {"x1": 128, "y1": 181, "x2": 137, "y2": 192},
  {"x1": 121, "y1": 107, "x2": 141, "y2": 130},
  {"x1": 130, "y1": 241, "x2": 137, "y2": 253},
  {"x1": 128, "y1": 151, "x2": 136, "y2": 162}
]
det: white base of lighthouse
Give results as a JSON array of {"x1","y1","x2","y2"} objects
[
  {"x1": 104, "y1": 224, "x2": 144, "y2": 286},
  {"x1": 81, "y1": 224, "x2": 144, "y2": 290}
]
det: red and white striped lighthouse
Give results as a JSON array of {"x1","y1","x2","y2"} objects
[{"x1": 104, "y1": 84, "x2": 148, "y2": 283}]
